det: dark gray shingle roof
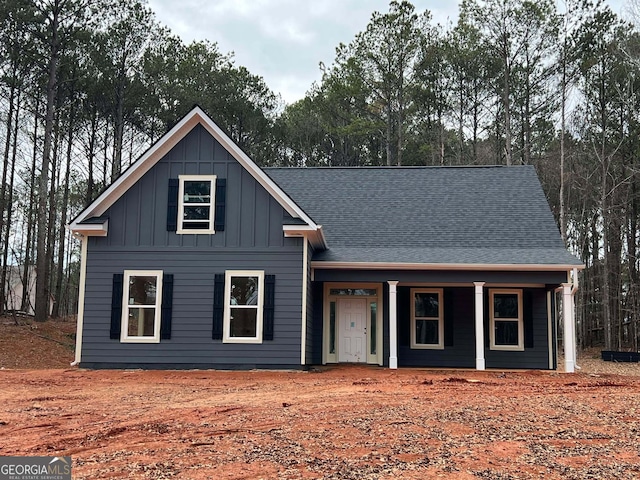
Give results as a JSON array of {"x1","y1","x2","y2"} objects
[{"x1": 265, "y1": 165, "x2": 582, "y2": 266}]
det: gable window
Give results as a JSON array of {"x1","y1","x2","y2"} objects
[
  {"x1": 121, "y1": 270, "x2": 163, "y2": 343},
  {"x1": 411, "y1": 288, "x2": 444, "y2": 349},
  {"x1": 177, "y1": 175, "x2": 216, "y2": 234},
  {"x1": 490, "y1": 289, "x2": 524, "y2": 351},
  {"x1": 223, "y1": 270, "x2": 264, "y2": 344}
]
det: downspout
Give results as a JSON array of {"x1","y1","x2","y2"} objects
[{"x1": 70, "y1": 234, "x2": 88, "y2": 366}]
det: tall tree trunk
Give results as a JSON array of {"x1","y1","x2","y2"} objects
[
  {"x1": 46, "y1": 112, "x2": 61, "y2": 317},
  {"x1": 629, "y1": 179, "x2": 639, "y2": 351},
  {"x1": 0, "y1": 92, "x2": 20, "y2": 313},
  {"x1": 385, "y1": 102, "x2": 392, "y2": 166},
  {"x1": 502, "y1": 33, "x2": 512, "y2": 166},
  {"x1": 85, "y1": 105, "x2": 97, "y2": 206},
  {"x1": 112, "y1": 76, "x2": 125, "y2": 180},
  {"x1": 458, "y1": 76, "x2": 464, "y2": 165},
  {"x1": 35, "y1": 1, "x2": 60, "y2": 322},
  {"x1": 53, "y1": 100, "x2": 75, "y2": 318},
  {"x1": 559, "y1": 44, "x2": 567, "y2": 243},
  {"x1": 22, "y1": 98, "x2": 40, "y2": 312},
  {"x1": 0, "y1": 76, "x2": 16, "y2": 314}
]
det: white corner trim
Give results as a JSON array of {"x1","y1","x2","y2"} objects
[
  {"x1": 70, "y1": 106, "x2": 319, "y2": 233},
  {"x1": 71, "y1": 236, "x2": 88, "y2": 366},
  {"x1": 301, "y1": 240, "x2": 309, "y2": 365}
]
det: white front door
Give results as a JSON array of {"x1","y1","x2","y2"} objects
[{"x1": 338, "y1": 298, "x2": 367, "y2": 363}]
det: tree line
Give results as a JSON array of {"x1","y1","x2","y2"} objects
[{"x1": 0, "y1": 0, "x2": 638, "y2": 352}]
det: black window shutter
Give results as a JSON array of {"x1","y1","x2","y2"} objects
[
  {"x1": 484, "y1": 291, "x2": 490, "y2": 348},
  {"x1": 523, "y1": 290, "x2": 534, "y2": 348},
  {"x1": 398, "y1": 287, "x2": 410, "y2": 347},
  {"x1": 263, "y1": 275, "x2": 275, "y2": 341},
  {"x1": 212, "y1": 273, "x2": 224, "y2": 339},
  {"x1": 110, "y1": 273, "x2": 124, "y2": 339},
  {"x1": 160, "y1": 274, "x2": 174, "y2": 340},
  {"x1": 444, "y1": 289, "x2": 454, "y2": 347},
  {"x1": 167, "y1": 178, "x2": 179, "y2": 232},
  {"x1": 214, "y1": 178, "x2": 226, "y2": 232}
]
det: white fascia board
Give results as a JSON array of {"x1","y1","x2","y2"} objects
[
  {"x1": 70, "y1": 106, "x2": 318, "y2": 232},
  {"x1": 311, "y1": 261, "x2": 585, "y2": 271},
  {"x1": 283, "y1": 225, "x2": 327, "y2": 250},
  {"x1": 68, "y1": 220, "x2": 109, "y2": 237}
]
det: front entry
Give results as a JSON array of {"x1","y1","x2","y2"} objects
[{"x1": 338, "y1": 298, "x2": 367, "y2": 363}]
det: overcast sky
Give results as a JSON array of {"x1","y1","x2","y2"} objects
[{"x1": 147, "y1": 0, "x2": 629, "y2": 106}]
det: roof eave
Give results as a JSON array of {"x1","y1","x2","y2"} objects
[
  {"x1": 311, "y1": 261, "x2": 585, "y2": 271},
  {"x1": 68, "y1": 220, "x2": 109, "y2": 237},
  {"x1": 283, "y1": 225, "x2": 327, "y2": 250}
]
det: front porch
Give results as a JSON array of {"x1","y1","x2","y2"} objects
[{"x1": 310, "y1": 269, "x2": 577, "y2": 372}]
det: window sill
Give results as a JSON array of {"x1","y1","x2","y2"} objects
[
  {"x1": 222, "y1": 337, "x2": 263, "y2": 344},
  {"x1": 490, "y1": 345, "x2": 525, "y2": 352},
  {"x1": 410, "y1": 344, "x2": 444, "y2": 350},
  {"x1": 120, "y1": 337, "x2": 161, "y2": 344},
  {"x1": 176, "y1": 229, "x2": 216, "y2": 235}
]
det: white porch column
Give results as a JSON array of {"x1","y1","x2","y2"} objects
[
  {"x1": 388, "y1": 281, "x2": 399, "y2": 369},
  {"x1": 562, "y1": 283, "x2": 576, "y2": 373},
  {"x1": 474, "y1": 282, "x2": 486, "y2": 371}
]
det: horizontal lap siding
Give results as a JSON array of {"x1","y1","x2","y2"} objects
[
  {"x1": 485, "y1": 289, "x2": 550, "y2": 369},
  {"x1": 304, "y1": 244, "x2": 314, "y2": 365},
  {"x1": 81, "y1": 248, "x2": 303, "y2": 366},
  {"x1": 310, "y1": 281, "x2": 324, "y2": 365},
  {"x1": 395, "y1": 286, "x2": 550, "y2": 369},
  {"x1": 398, "y1": 287, "x2": 475, "y2": 368}
]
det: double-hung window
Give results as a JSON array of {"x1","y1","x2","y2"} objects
[
  {"x1": 121, "y1": 270, "x2": 163, "y2": 343},
  {"x1": 177, "y1": 175, "x2": 216, "y2": 234},
  {"x1": 411, "y1": 288, "x2": 444, "y2": 349},
  {"x1": 490, "y1": 289, "x2": 524, "y2": 351},
  {"x1": 223, "y1": 270, "x2": 264, "y2": 343}
]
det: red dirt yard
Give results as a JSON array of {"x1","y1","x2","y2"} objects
[{"x1": 1, "y1": 318, "x2": 640, "y2": 479}]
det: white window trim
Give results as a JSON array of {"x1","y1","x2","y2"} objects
[
  {"x1": 223, "y1": 270, "x2": 264, "y2": 344},
  {"x1": 410, "y1": 288, "x2": 444, "y2": 350},
  {"x1": 177, "y1": 174, "x2": 217, "y2": 234},
  {"x1": 489, "y1": 288, "x2": 524, "y2": 351},
  {"x1": 121, "y1": 270, "x2": 163, "y2": 344}
]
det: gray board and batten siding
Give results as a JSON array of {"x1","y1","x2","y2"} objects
[{"x1": 80, "y1": 124, "x2": 306, "y2": 369}]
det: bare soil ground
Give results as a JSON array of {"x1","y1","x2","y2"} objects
[{"x1": 1, "y1": 318, "x2": 640, "y2": 479}]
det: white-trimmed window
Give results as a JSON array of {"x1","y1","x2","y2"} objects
[
  {"x1": 411, "y1": 288, "x2": 444, "y2": 349},
  {"x1": 223, "y1": 270, "x2": 264, "y2": 344},
  {"x1": 177, "y1": 174, "x2": 216, "y2": 234},
  {"x1": 121, "y1": 270, "x2": 163, "y2": 343},
  {"x1": 490, "y1": 289, "x2": 524, "y2": 351}
]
